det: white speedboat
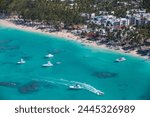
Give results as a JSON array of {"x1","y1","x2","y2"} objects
[
  {"x1": 69, "y1": 84, "x2": 82, "y2": 89},
  {"x1": 115, "y1": 57, "x2": 126, "y2": 62},
  {"x1": 96, "y1": 90, "x2": 104, "y2": 95},
  {"x1": 17, "y1": 58, "x2": 26, "y2": 64},
  {"x1": 45, "y1": 53, "x2": 54, "y2": 58},
  {"x1": 42, "y1": 61, "x2": 53, "y2": 67}
]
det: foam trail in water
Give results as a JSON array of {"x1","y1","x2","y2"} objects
[
  {"x1": 33, "y1": 76, "x2": 104, "y2": 95},
  {"x1": 60, "y1": 79, "x2": 104, "y2": 95}
]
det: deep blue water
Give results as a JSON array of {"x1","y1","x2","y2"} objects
[{"x1": 0, "y1": 26, "x2": 150, "y2": 100}]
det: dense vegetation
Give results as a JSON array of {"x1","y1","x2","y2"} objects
[
  {"x1": 0, "y1": 0, "x2": 136, "y2": 23},
  {"x1": 0, "y1": 0, "x2": 97, "y2": 25},
  {"x1": 143, "y1": 0, "x2": 150, "y2": 12},
  {"x1": 0, "y1": 0, "x2": 146, "y2": 23}
]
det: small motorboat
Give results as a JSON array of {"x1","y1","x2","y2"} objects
[
  {"x1": 115, "y1": 57, "x2": 126, "y2": 62},
  {"x1": 45, "y1": 53, "x2": 54, "y2": 58},
  {"x1": 96, "y1": 90, "x2": 104, "y2": 95},
  {"x1": 69, "y1": 84, "x2": 82, "y2": 90},
  {"x1": 17, "y1": 58, "x2": 26, "y2": 64},
  {"x1": 42, "y1": 61, "x2": 53, "y2": 67}
]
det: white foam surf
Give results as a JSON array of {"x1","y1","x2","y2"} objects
[
  {"x1": 33, "y1": 77, "x2": 104, "y2": 96},
  {"x1": 60, "y1": 79, "x2": 104, "y2": 95}
]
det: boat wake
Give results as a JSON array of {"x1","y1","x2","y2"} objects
[
  {"x1": 33, "y1": 77, "x2": 104, "y2": 96},
  {"x1": 60, "y1": 79, "x2": 104, "y2": 95}
]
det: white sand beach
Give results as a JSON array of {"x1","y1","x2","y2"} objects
[{"x1": 0, "y1": 19, "x2": 147, "y2": 59}]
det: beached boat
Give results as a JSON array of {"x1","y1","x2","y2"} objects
[
  {"x1": 115, "y1": 57, "x2": 126, "y2": 62},
  {"x1": 45, "y1": 53, "x2": 54, "y2": 58},
  {"x1": 17, "y1": 58, "x2": 26, "y2": 64},
  {"x1": 42, "y1": 61, "x2": 53, "y2": 67}
]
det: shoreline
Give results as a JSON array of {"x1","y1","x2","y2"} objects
[{"x1": 0, "y1": 18, "x2": 148, "y2": 59}]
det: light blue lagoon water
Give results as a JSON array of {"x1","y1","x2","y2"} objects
[{"x1": 0, "y1": 25, "x2": 150, "y2": 100}]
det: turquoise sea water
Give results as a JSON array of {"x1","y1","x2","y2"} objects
[{"x1": 0, "y1": 26, "x2": 150, "y2": 100}]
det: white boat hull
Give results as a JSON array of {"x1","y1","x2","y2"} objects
[
  {"x1": 115, "y1": 57, "x2": 126, "y2": 62},
  {"x1": 69, "y1": 85, "x2": 82, "y2": 89},
  {"x1": 45, "y1": 54, "x2": 54, "y2": 58},
  {"x1": 42, "y1": 64, "x2": 53, "y2": 67}
]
